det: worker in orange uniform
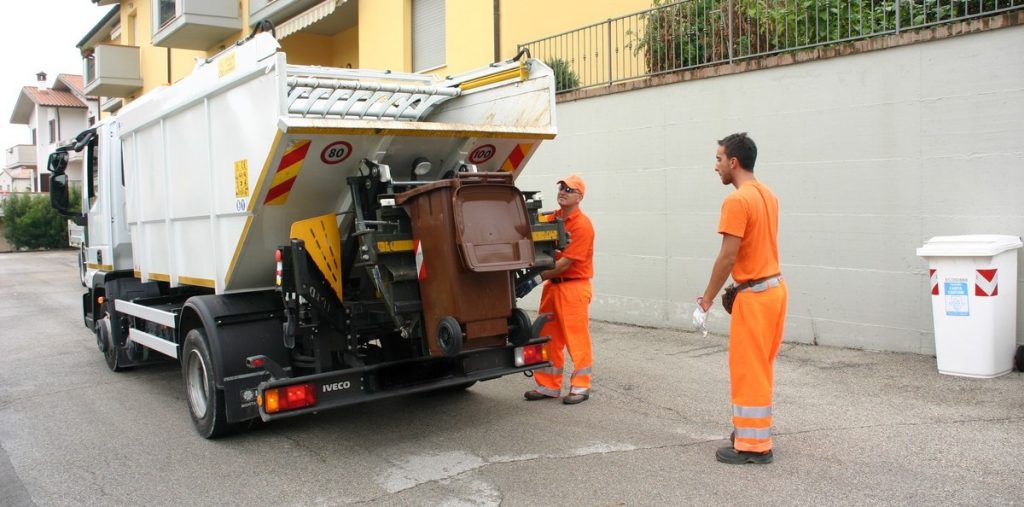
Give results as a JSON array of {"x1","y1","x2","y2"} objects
[
  {"x1": 694, "y1": 133, "x2": 787, "y2": 464},
  {"x1": 515, "y1": 174, "x2": 595, "y2": 405}
]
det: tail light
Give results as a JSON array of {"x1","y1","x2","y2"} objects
[
  {"x1": 275, "y1": 249, "x2": 283, "y2": 286},
  {"x1": 514, "y1": 344, "x2": 546, "y2": 367},
  {"x1": 259, "y1": 383, "x2": 316, "y2": 414}
]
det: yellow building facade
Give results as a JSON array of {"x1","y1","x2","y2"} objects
[{"x1": 82, "y1": 0, "x2": 654, "y2": 107}]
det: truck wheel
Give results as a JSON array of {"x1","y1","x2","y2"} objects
[
  {"x1": 508, "y1": 308, "x2": 532, "y2": 346},
  {"x1": 1015, "y1": 345, "x2": 1024, "y2": 372},
  {"x1": 182, "y1": 328, "x2": 230, "y2": 439},
  {"x1": 78, "y1": 248, "x2": 87, "y2": 287},
  {"x1": 98, "y1": 315, "x2": 126, "y2": 372},
  {"x1": 437, "y1": 316, "x2": 463, "y2": 357}
]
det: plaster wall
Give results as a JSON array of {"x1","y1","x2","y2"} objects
[{"x1": 516, "y1": 25, "x2": 1024, "y2": 354}]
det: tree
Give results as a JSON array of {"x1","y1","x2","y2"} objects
[{"x1": 2, "y1": 189, "x2": 78, "y2": 250}]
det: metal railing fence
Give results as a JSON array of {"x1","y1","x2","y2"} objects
[{"x1": 519, "y1": 0, "x2": 1023, "y2": 92}]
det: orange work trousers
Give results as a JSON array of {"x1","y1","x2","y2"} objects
[
  {"x1": 729, "y1": 280, "x2": 787, "y2": 453},
  {"x1": 533, "y1": 279, "x2": 593, "y2": 397}
]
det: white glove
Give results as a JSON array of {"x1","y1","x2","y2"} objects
[{"x1": 692, "y1": 298, "x2": 709, "y2": 338}]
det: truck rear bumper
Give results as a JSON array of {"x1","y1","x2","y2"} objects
[{"x1": 227, "y1": 338, "x2": 550, "y2": 422}]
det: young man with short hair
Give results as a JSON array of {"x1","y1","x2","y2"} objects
[{"x1": 694, "y1": 133, "x2": 788, "y2": 464}]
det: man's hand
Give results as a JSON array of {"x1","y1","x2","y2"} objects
[
  {"x1": 515, "y1": 274, "x2": 543, "y2": 298},
  {"x1": 692, "y1": 297, "x2": 709, "y2": 337}
]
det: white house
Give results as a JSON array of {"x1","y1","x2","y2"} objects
[{"x1": 8, "y1": 73, "x2": 99, "y2": 192}]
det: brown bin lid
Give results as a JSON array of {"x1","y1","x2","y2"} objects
[{"x1": 453, "y1": 183, "x2": 535, "y2": 272}]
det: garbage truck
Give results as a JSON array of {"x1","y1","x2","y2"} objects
[{"x1": 48, "y1": 32, "x2": 563, "y2": 438}]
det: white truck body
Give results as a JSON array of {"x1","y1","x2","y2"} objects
[
  {"x1": 50, "y1": 33, "x2": 561, "y2": 438},
  {"x1": 116, "y1": 33, "x2": 556, "y2": 294}
]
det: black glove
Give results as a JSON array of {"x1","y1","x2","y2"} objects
[{"x1": 515, "y1": 274, "x2": 543, "y2": 298}]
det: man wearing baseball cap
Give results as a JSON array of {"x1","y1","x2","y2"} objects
[{"x1": 516, "y1": 174, "x2": 596, "y2": 404}]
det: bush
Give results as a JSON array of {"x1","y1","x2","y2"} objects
[
  {"x1": 628, "y1": 0, "x2": 1014, "y2": 73},
  {"x1": 628, "y1": 0, "x2": 719, "y2": 72},
  {"x1": 545, "y1": 58, "x2": 580, "y2": 92},
  {"x1": 2, "y1": 189, "x2": 78, "y2": 250}
]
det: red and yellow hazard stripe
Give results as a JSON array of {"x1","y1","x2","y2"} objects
[
  {"x1": 500, "y1": 143, "x2": 534, "y2": 172},
  {"x1": 264, "y1": 140, "x2": 311, "y2": 206}
]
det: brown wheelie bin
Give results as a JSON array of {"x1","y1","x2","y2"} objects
[{"x1": 396, "y1": 172, "x2": 535, "y2": 357}]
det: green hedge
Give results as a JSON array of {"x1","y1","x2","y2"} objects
[
  {"x1": 630, "y1": 0, "x2": 1016, "y2": 71},
  {"x1": 2, "y1": 188, "x2": 80, "y2": 250}
]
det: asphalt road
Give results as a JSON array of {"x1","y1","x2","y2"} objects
[{"x1": 1, "y1": 250, "x2": 1022, "y2": 506}]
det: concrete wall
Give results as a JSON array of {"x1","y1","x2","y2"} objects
[{"x1": 516, "y1": 25, "x2": 1024, "y2": 354}]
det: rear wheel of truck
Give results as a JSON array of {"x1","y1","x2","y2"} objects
[{"x1": 182, "y1": 328, "x2": 230, "y2": 439}]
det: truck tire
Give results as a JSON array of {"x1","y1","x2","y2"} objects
[
  {"x1": 437, "y1": 316, "x2": 463, "y2": 358},
  {"x1": 182, "y1": 328, "x2": 231, "y2": 439},
  {"x1": 78, "y1": 248, "x2": 87, "y2": 288},
  {"x1": 1015, "y1": 345, "x2": 1024, "y2": 372},
  {"x1": 98, "y1": 314, "x2": 127, "y2": 372}
]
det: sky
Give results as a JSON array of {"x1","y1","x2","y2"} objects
[{"x1": 1, "y1": 1, "x2": 111, "y2": 151}]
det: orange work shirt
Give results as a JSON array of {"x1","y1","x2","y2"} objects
[
  {"x1": 554, "y1": 207, "x2": 595, "y2": 279},
  {"x1": 718, "y1": 181, "x2": 781, "y2": 283}
]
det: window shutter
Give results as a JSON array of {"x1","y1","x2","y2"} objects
[{"x1": 412, "y1": 0, "x2": 445, "y2": 72}]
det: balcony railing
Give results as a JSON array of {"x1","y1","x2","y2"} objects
[
  {"x1": 5, "y1": 145, "x2": 36, "y2": 169},
  {"x1": 519, "y1": 0, "x2": 1024, "y2": 93},
  {"x1": 151, "y1": 0, "x2": 241, "y2": 50},
  {"x1": 83, "y1": 44, "x2": 143, "y2": 98}
]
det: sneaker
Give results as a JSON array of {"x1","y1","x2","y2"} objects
[
  {"x1": 562, "y1": 393, "x2": 589, "y2": 405},
  {"x1": 715, "y1": 446, "x2": 774, "y2": 464},
  {"x1": 524, "y1": 390, "x2": 558, "y2": 401}
]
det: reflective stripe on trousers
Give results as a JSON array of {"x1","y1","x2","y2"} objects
[
  {"x1": 569, "y1": 367, "x2": 591, "y2": 394},
  {"x1": 729, "y1": 281, "x2": 787, "y2": 453},
  {"x1": 533, "y1": 279, "x2": 593, "y2": 395}
]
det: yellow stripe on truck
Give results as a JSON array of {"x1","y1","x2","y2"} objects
[{"x1": 376, "y1": 231, "x2": 555, "y2": 254}]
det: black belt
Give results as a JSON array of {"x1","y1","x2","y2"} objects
[{"x1": 549, "y1": 277, "x2": 583, "y2": 284}]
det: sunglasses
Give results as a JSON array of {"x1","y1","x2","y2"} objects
[{"x1": 558, "y1": 184, "x2": 580, "y2": 194}]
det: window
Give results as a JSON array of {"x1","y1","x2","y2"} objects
[
  {"x1": 412, "y1": 0, "x2": 445, "y2": 72},
  {"x1": 49, "y1": 119, "x2": 57, "y2": 144},
  {"x1": 88, "y1": 116, "x2": 96, "y2": 127},
  {"x1": 157, "y1": 0, "x2": 177, "y2": 28}
]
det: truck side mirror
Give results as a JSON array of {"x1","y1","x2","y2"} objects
[
  {"x1": 48, "y1": 150, "x2": 68, "y2": 175},
  {"x1": 50, "y1": 173, "x2": 71, "y2": 215}
]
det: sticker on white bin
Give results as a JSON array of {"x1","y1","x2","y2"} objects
[{"x1": 944, "y1": 280, "x2": 969, "y2": 317}]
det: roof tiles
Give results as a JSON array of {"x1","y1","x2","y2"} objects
[{"x1": 20, "y1": 87, "x2": 87, "y2": 109}]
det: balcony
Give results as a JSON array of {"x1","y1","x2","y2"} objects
[
  {"x1": 5, "y1": 145, "x2": 36, "y2": 169},
  {"x1": 151, "y1": 0, "x2": 241, "y2": 50},
  {"x1": 101, "y1": 97, "x2": 123, "y2": 113},
  {"x1": 83, "y1": 44, "x2": 143, "y2": 98}
]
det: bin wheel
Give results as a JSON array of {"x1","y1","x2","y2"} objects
[
  {"x1": 508, "y1": 308, "x2": 532, "y2": 346},
  {"x1": 436, "y1": 316, "x2": 464, "y2": 358},
  {"x1": 1015, "y1": 345, "x2": 1024, "y2": 372}
]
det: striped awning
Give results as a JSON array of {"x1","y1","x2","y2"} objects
[{"x1": 277, "y1": 0, "x2": 346, "y2": 39}]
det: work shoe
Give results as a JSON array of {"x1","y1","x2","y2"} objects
[
  {"x1": 715, "y1": 446, "x2": 774, "y2": 465},
  {"x1": 524, "y1": 390, "x2": 557, "y2": 401},
  {"x1": 562, "y1": 393, "x2": 589, "y2": 405}
]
